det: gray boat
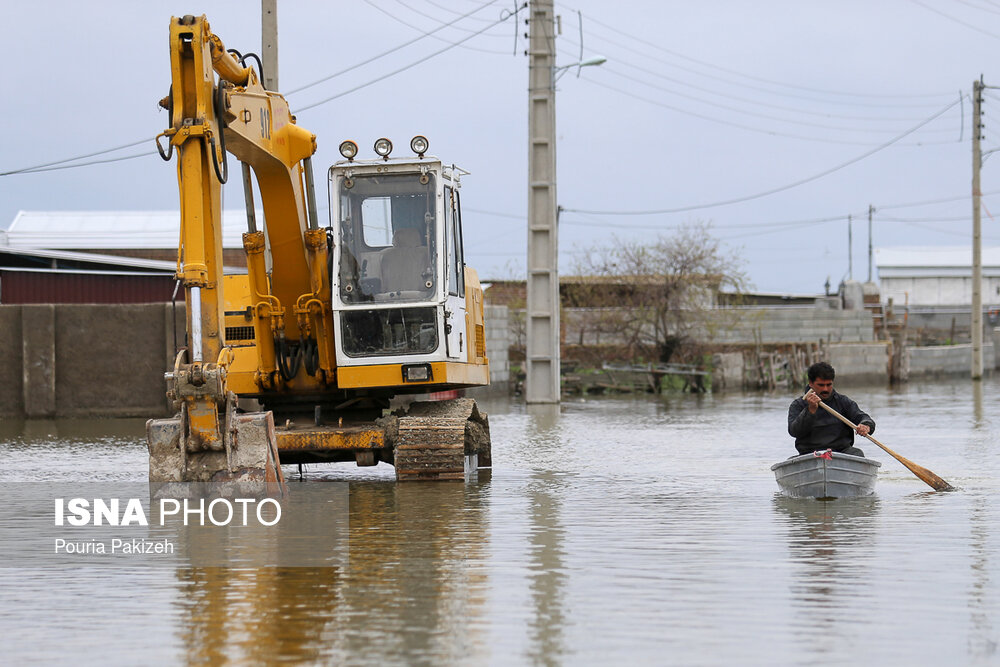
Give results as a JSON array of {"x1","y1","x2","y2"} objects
[{"x1": 771, "y1": 450, "x2": 881, "y2": 499}]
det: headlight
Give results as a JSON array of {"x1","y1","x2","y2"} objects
[
  {"x1": 373, "y1": 137, "x2": 393, "y2": 159},
  {"x1": 410, "y1": 135, "x2": 429, "y2": 157},
  {"x1": 402, "y1": 363, "x2": 432, "y2": 382},
  {"x1": 339, "y1": 140, "x2": 358, "y2": 160}
]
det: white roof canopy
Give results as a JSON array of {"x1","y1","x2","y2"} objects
[{"x1": 2, "y1": 211, "x2": 259, "y2": 249}]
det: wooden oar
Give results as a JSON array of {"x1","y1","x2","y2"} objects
[{"x1": 809, "y1": 394, "x2": 955, "y2": 492}]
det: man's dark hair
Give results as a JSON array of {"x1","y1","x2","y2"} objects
[{"x1": 808, "y1": 361, "x2": 835, "y2": 382}]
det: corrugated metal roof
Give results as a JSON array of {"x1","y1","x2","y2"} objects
[{"x1": 3, "y1": 210, "x2": 261, "y2": 249}]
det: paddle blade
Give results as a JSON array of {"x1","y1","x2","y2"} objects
[
  {"x1": 898, "y1": 458, "x2": 955, "y2": 492},
  {"x1": 872, "y1": 439, "x2": 956, "y2": 491}
]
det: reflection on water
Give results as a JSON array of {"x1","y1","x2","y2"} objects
[
  {"x1": 772, "y1": 495, "x2": 880, "y2": 647},
  {"x1": 1, "y1": 376, "x2": 999, "y2": 664},
  {"x1": 973, "y1": 380, "x2": 985, "y2": 426},
  {"x1": 339, "y1": 482, "x2": 489, "y2": 663},
  {"x1": 968, "y1": 492, "x2": 998, "y2": 661},
  {"x1": 525, "y1": 406, "x2": 568, "y2": 665},
  {"x1": 175, "y1": 568, "x2": 340, "y2": 665},
  {"x1": 171, "y1": 481, "x2": 491, "y2": 665}
]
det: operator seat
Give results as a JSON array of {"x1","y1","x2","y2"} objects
[{"x1": 380, "y1": 228, "x2": 429, "y2": 293}]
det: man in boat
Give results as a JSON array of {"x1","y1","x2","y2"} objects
[{"x1": 787, "y1": 361, "x2": 875, "y2": 456}]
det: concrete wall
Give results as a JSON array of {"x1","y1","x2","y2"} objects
[
  {"x1": 710, "y1": 351, "x2": 744, "y2": 391},
  {"x1": 711, "y1": 343, "x2": 890, "y2": 391},
  {"x1": 0, "y1": 304, "x2": 178, "y2": 418},
  {"x1": 0, "y1": 306, "x2": 23, "y2": 415},
  {"x1": 0, "y1": 303, "x2": 512, "y2": 419},
  {"x1": 996, "y1": 328, "x2": 1000, "y2": 368},
  {"x1": 562, "y1": 305, "x2": 875, "y2": 347},
  {"x1": 484, "y1": 305, "x2": 509, "y2": 390},
  {"x1": 907, "y1": 342, "x2": 996, "y2": 377},
  {"x1": 705, "y1": 307, "x2": 875, "y2": 344},
  {"x1": 879, "y1": 307, "x2": 1000, "y2": 344},
  {"x1": 827, "y1": 343, "x2": 891, "y2": 385}
]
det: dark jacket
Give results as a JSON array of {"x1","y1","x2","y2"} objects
[{"x1": 787, "y1": 389, "x2": 875, "y2": 454}]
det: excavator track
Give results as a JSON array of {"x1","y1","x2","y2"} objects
[{"x1": 392, "y1": 398, "x2": 491, "y2": 481}]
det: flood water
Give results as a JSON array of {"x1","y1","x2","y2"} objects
[{"x1": 1, "y1": 376, "x2": 999, "y2": 665}]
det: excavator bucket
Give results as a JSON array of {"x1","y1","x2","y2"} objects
[{"x1": 147, "y1": 411, "x2": 284, "y2": 486}]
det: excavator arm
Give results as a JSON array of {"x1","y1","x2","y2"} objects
[{"x1": 148, "y1": 15, "x2": 331, "y2": 483}]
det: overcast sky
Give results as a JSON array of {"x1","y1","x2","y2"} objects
[{"x1": 3, "y1": 1, "x2": 1000, "y2": 294}]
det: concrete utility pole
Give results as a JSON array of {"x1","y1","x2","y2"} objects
[
  {"x1": 972, "y1": 78, "x2": 984, "y2": 380},
  {"x1": 847, "y1": 214, "x2": 853, "y2": 280},
  {"x1": 262, "y1": 0, "x2": 279, "y2": 91},
  {"x1": 526, "y1": 0, "x2": 561, "y2": 403},
  {"x1": 867, "y1": 204, "x2": 874, "y2": 283}
]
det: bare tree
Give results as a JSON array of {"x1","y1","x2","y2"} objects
[{"x1": 571, "y1": 221, "x2": 749, "y2": 364}]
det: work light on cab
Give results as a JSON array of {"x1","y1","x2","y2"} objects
[
  {"x1": 374, "y1": 137, "x2": 393, "y2": 159},
  {"x1": 338, "y1": 140, "x2": 358, "y2": 161},
  {"x1": 410, "y1": 135, "x2": 429, "y2": 158}
]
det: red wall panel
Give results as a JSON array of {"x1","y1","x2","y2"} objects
[{"x1": 0, "y1": 271, "x2": 176, "y2": 304}]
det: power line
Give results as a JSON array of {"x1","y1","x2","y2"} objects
[
  {"x1": 595, "y1": 62, "x2": 958, "y2": 135},
  {"x1": 385, "y1": 0, "x2": 511, "y2": 33},
  {"x1": 559, "y1": 29, "x2": 954, "y2": 111},
  {"x1": 881, "y1": 218, "x2": 1000, "y2": 239},
  {"x1": 469, "y1": 189, "x2": 1000, "y2": 231},
  {"x1": 877, "y1": 188, "x2": 1000, "y2": 209},
  {"x1": 561, "y1": 44, "x2": 943, "y2": 126},
  {"x1": 878, "y1": 213, "x2": 972, "y2": 222},
  {"x1": 1, "y1": 138, "x2": 152, "y2": 177},
  {"x1": 562, "y1": 97, "x2": 963, "y2": 216},
  {"x1": 952, "y1": 0, "x2": 1000, "y2": 17},
  {"x1": 562, "y1": 3, "x2": 957, "y2": 101},
  {"x1": 464, "y1": 184, "x2": 1000, "y2": 236},
  {"x1": 464, "y1": 206, "x2": 524, "y2": 219},
  {"x1": 18, "y1": 151, "x2": 157, "y2": 174},
  {"x1": 3, "y1": 4, "x2": 521, "y2": 177},
  {"x1": 560, "y1": 211, "x2": 864, "y2": 231},
  {"x1": 909, "y1": 0, "x2": 1000, "y2": 41},
  {"x1": 421, "y1": 0, "x2": 510, "y2": 23},
  {"x1": 285, "y1": 0, "x2": 506, "y2": 95},
  {"x1": 293, "y1": 8, "x2": 520, "y2": 113},
  {"x1": 362, "y1": 0, "x2": 511, "y2": 55},
  {"x1": 720, "y1": 219, "x2": 843, "y2": 240},
  {"x1": 579, "y1": 76, "x2": 961, "y2": 147}
]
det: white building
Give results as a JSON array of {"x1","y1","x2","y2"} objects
[{"x1": 876, "y1": 246, "x2": 1000, "y2": 307}]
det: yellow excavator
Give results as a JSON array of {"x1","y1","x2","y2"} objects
[{"x1": 146, "y1": 15, "x2": 491, "y2": 483}]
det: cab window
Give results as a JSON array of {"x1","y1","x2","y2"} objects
[{"x1": 446, "y1": 187, "x2": 465, "y2": 297}]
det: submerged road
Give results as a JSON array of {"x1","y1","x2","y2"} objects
[{"x1": 1, "y1": 376, "x2": 998, "y2": 665}]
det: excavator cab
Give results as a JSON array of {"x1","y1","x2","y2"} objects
[{"x1": 329, "y1": 137, "x2": 481, "y2": 391}]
